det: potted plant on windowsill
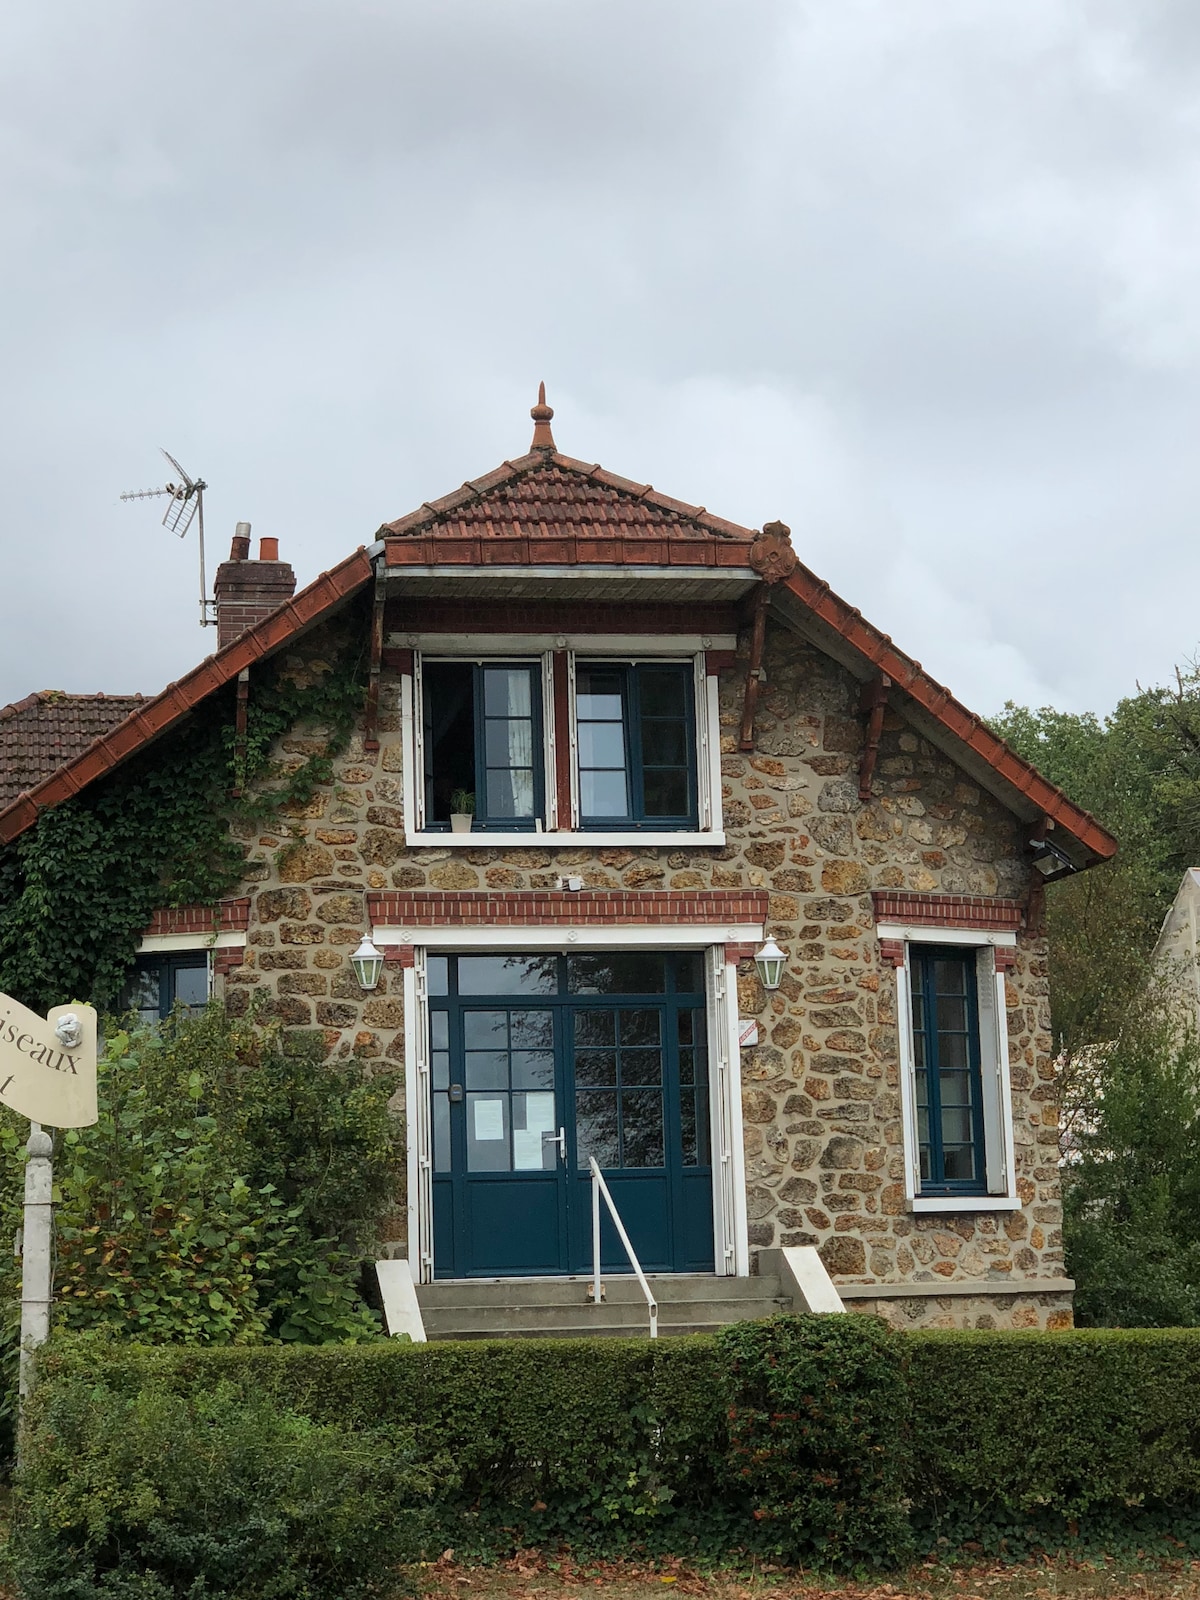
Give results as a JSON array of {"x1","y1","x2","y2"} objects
[{"x1": 450, "y1": 790, "x2": 476, "y2": 834}]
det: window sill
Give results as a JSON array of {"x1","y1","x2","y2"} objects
[
  {"x1": 910, "y1": 1194, "x2": 1021, "y2": 1213},
  {"x1": 406, "y1": 830, "x2": 727, "y2": 849}
]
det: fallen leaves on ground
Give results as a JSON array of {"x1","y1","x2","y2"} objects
[{"x1": 417, "y1": 1550, "x2": 1200, "y2": 1600}]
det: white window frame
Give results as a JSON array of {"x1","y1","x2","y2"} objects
[
  {"x1": 399, "y1": 635, "x2": 727, "y2": 847},
  {"x1": 387, "y1": 924, "x2": 760, "y2": 1282},
  {"x1": 878, "y1": 921, "x2": 1020, "y2": 1214}
]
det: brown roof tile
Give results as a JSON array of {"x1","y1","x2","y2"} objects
[
  {"x1": 380, "y1": 450, "x2": 756, "y2": 568},
  {"x1": 0, "y1": 691, "x2": 147, "y2": 806}
]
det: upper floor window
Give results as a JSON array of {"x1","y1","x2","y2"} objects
[
  {"x1": 909, "y1": 944, "x2": 987, "y2": 1195},
  {"x1": 576, "y1": 662, "x2": 696, "y2": 829},
  {"x1": 407, "y1": 647, "x2": 719, "y2": 840},
  {"x1": 423, "y1": 661, "x2": 543, "y2": 831}
]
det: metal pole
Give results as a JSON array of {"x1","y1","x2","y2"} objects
[
  {"x1": 19, "y1": 1123, "x2": 54, "y2": 1402},
  {"x1": 197, "y1": 486, "x2": 208, "y2": 625}
]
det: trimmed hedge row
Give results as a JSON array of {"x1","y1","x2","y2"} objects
[{"x1": 8, "y1": 1320, "x2": 1200, "y2": 1596}]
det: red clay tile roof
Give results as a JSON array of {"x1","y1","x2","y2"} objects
[
  {"x1": 380, "y1": 449, "x2": 758, "y2": 570},
  {"x1": 0, "y1": 547, "x2": 374, "y2": 845},
  {"x1": 0, "y1": 691, "x2": 147, "y2": 806}
]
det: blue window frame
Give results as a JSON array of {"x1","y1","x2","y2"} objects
[
  {"x1": 909, "y1": 945, "x2": 987, "y2": 1195},
  {"x1": 123, "y1": 954, "x2": 209, "y2": 1023},
  {"x1": 576, "y1": 662, "x2": 696, "y2": 829},
  {"x1": 423, "y1": 660, "x2": 543, "y2": 831}
]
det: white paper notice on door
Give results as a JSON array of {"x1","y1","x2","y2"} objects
[
  {"x1": 472, "y1": 1098, "x2": 505, "y2": 1141},
  {"x1": 512, "y1": 1129, "x2": 543, "y2": 1171}
]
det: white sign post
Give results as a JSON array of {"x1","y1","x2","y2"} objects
[{"x1": 0, "y1": 995, "x2": 99, "y2": 1404}]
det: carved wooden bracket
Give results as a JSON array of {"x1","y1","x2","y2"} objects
[
  {"x1": 858, "y1": 673, "x2": 891, "y2": 801},
  {"x1": 739, "y1": 585, "x2": 770, "y2": 751},
  {"x1": 363, "y1": 573, "x2": 387, "y2": 753},
  {"x1": 230, "y1": 668, "x2": 250, "y2": 799}
]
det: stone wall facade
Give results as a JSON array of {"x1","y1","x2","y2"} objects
[{"x1": 214, "y1": 611, "x2": 1069, "y2": 1328}]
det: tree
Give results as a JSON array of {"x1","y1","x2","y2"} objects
[
  {"x1": 992, "y1": 661, "x2": 1200, "y2": 1055},
  {"x1": 1062, "y1": 973, "x2": 1200, "y2": 1327}
]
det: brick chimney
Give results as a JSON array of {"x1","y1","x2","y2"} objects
[{"x1": 213, "y1": 523, "x2": 296, "y2": 649}]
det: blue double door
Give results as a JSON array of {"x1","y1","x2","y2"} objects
[{"x1": 429, "y1": 951, "x2": 715, "y2": 1278}]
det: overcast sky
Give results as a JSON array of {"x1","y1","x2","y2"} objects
[{"x1": 2, "y1": 0, "x2": 1199, "y2": 718}]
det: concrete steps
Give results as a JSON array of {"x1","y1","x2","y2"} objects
[{"x1": 415, "y1": 1272, "x2": 793, "y2": 1340}]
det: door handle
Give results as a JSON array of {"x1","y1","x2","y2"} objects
[{"x1": 542, "y1": 1126, "x2": 566, "y2": 1164}]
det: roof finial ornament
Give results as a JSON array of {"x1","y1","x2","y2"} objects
[{"x1": 530, "y1": 381, "x2": 556, "y2": 451}]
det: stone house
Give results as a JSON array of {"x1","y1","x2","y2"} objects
[{"x1": 0, "y1": 391, "x2": 1116, "y2": 1333}]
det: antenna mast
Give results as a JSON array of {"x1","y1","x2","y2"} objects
[{"x1": 120, "y1": 449, "x2": 215, "y2": 626}]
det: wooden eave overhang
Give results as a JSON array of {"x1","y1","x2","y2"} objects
[{"x1": 0, "y1": 547, "x2": 374, "y2": 845}]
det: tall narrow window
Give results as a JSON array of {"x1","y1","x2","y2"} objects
[
  {"x1": 909, "y1": 945, "x2": 987, "y2": 1194},
  {"x1": 423, "y1": 661, "x2": 542, "y2": 830},
  {"x1": 576, "y1": 662, "x2": 695, "y2": 828}
]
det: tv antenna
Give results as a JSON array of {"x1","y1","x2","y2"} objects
[{"x1": 120, "y1": 449, "x2": 215, "y2": 626}]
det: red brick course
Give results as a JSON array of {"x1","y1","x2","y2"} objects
[
  {"x1": 144, "y1": 898, "x2": 251, "y2": 937},
  {"x1": 871, "y1": 891, "x2": 1023, "y2": 932},
  {"x1": 367, "y1": 888, "x2": 768, "y2": 928}
]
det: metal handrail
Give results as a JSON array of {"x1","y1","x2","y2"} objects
[{"x1": 589, "y1": 1156, "x2": 658, "y2": 1338}]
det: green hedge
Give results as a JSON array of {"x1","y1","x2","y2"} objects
[
  {"x1": 8, "y1": 1320, "x2": 1200, "y2": 1597},
  {"x1": 907, "y1": 1327, "x2": 1200, "y2": 1551}
]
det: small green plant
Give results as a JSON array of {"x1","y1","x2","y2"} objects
[{"x1": 450, "y1": 789, "x2": 476, "y2": 815}]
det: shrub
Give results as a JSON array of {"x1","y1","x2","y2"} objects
[
  {"x1": 906, "y1": 1327, "x2": 1200, "y2": 1551},
  {"x1": 8, "y1": 1352, "x2": 442, "y2": 1600},
  {"x1": 0, "y1": 1006, "x2": 400, "y2": 1363},
  {"x1": 15, "y1": 1322, "x2": 911, "y2": 1568},
  {"x1": 718, "y1": 1314, "x2": 912, "y2": 1567}
]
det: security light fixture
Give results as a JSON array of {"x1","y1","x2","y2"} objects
[
  {"x1": 754, "y1": 937, "x2": 787, "y2": 991},
  {"x1": 1029, "y1": 837, "x2": 1076, "y2": 883},
  {"x1": 350, "y1": 935, "x2": 385, "y2": 991}
]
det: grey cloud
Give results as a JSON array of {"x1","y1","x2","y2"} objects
[{"x1": 3, "y1": 0, "x2": 1200, "y2": 719}]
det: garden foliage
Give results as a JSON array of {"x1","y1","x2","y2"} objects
[
  {"x1": 0, "y1": 1004, "x2": 401, "y2": 1452},
  {"x1": 14, "y1": 1312, "x2": 1200, "y2": 1587}
]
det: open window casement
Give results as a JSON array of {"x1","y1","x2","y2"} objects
[{"x1": 891, "y1": 928, "x2": 1020, "y2": 1214}]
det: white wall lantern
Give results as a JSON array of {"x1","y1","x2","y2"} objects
[
  {"x1": 754, "y1": 937, "x2": 786, "y2": 991},
  {"x1": 350, "y1": 935, "x2": 385, "y2": 991}
]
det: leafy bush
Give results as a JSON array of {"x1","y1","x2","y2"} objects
[
  {"x1": 0, "y1": 1005, "x2": 400, "y2": 1399},
  {"x1": 718, "y1": 1314, "x2": 912, "y2": 1566},
  {"x1": 8, "y1": 1353, "x2": 441, "y2": 1600}
]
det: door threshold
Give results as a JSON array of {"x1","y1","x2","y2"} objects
[{"x1": 427, "y1": 1272, "x2": 724, "y2": 1285}]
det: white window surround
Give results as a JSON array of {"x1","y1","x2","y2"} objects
[
  {"x1": 399, "y1": 644, "x2": 726, "y2": 847},
  {"x1": 396, "y1": 927, "x2": 755, "y2": 1284},
  {"x1": 877, "y1": 921, "x2": 1020, "y2": 1215}
]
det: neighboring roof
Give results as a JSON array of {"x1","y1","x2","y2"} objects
[
  {"x1": 0, "y1": 547, "x2": 373, "y2": 844},
  {"x1": 380, "y1": 448, "x2": 758, "y2": 571},
  {"x1": 0, "y1": 692, "x2": 146, "y2": 806}
]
